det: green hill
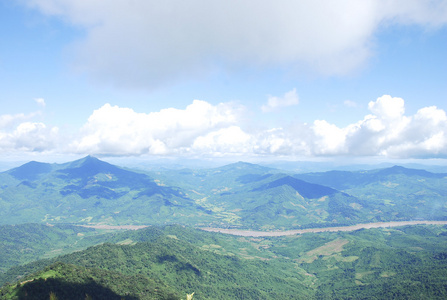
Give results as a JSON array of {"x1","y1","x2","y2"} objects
[
  {"x1": 2, "y1": 224, "x2": 447, "y2": 299},
  {"x1": 294, "y1": 166, "x2": 447, "y2": 221},
  {"x1": 0, "y1": 223, "x2": 123, "y2": 273},
  {"x1": 1, "y1": 225, "x2": 314, "y2": 299},
  {"x1": 0, "y1": 156, "x2": 212, "y2": 226},
  {"x1": 0, "y1": 262, "x2": 178, "y2": 300}
]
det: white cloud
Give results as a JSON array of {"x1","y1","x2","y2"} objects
[
  {"x1": 34, "y1": 98, "x2": 46, "y2": 107},
  {"x1": 0, "y1": 120, "x2": 59, "y2": 152},
  {"x1": 307, "y1": 95, "x2": 447, "y2": 158},
  {"x1": 383, "y1": 105, "x2": 447, "y2": 158},
  {"x1": 368, "y1": 95, "x2": 405, "y2": 120},
  {"x1": 13, "y1": 122, "x2": 59, "y2": 151},
  {"x1": 192, "y1": 126, "x2": 252, "y2": 154},
  {"x1": 1, "y1": 95, "x2": 446, "y2": 159},
  {"x1": 0, "y1": 112, "x2": 40, "y2": 128},
  {"x1": 0, "y1": 109, "x2": 58, "y2": 153},
  {"x1": 312, "y1": 120, "x2": 347, "y2": 155},
  {"x1": 261, "y1": 89, "x2": 299, "y2": 112},
  {"x1": 23, "y1": 0, "x2": 447, "y2": 89},
  {"x1": 71, "y1": 100, "x2": 243, "y2": 155},
  {"x1": 0, "y1": 114, "x2": 27, "y2": 129},
  {"x1": 243, "y1": 95, "x2": 446, "y2": 159}
]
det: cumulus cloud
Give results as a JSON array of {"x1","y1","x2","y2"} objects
[
  {"x1": 368, "y1": 95, "x2": 405, "y2": 120},
  {"x1": 69, "y1": 95, "x2": 446, "y2": 159},
  {"x1": 13, "y1": 122, "x2": 59, "y2": 151},
  {"x1": 309, "y1": 95, "x2": 447, "y2": 158},
  {"x1": 312, "y1": 120, "x2": 348, "y2": 155},
  {"x1": 0, "y1": 120, "x2": 59, "y2": 152},
  {"x1": 1, "y1": 95, "x2": 446, "y2": 159},
  {"x1": 71, "y1": 100, "x2": 244, "y2": 155},
  {"x1": 192, "y1": 126, "x2": 253, "y2": 155},
  {"x1": 0, "y1": 104, "x2": 59, "y2": 152},
  {"x1": 261, "y1": 89, "x2": 299, "y2": 112},
  {"x1": 23, "y1": 0, "x2": 447, "y2": 89}
]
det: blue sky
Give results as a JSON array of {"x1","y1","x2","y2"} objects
[{"x1": 1, "y1": 0, "x2": 447, "y2": 164}]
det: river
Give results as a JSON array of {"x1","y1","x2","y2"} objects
[{"x1": 200, "y1": 220, "x2": 447, "y2": 237}]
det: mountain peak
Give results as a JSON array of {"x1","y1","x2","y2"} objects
[
  {"x1": 59, "y1": 156, "x2": 120, "y2": 179},
  {"x1": 217, "y1": 161, "x2": 272, "y2": 173},
  {"x1": 68, "y1": 155, "x2": 104, "y2": 167},
  {"x1": 79, "y1": 155, "x2": 99, "y2": 162},
  {"x1": 8, "y1": 161, "x2": 53, "y2": 180},
  {"x1": 377, "y1": 165, "x2": 441, "y2": 178}
]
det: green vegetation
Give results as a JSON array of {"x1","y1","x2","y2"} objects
[
  {"x1": 1, "y1": 158, "x2": 447, "y2": 298},
  {"x1": 1, "y1": 157, "x2": 446, "y2": 229},
  {"x1": 0, "y1": 262, "x2": 178, "y2": 300},
  {"x1": 2, "y1": 224, "x2": 447, "y2": 299},
  {"x1": 0, "y1": 223, "x2": 121, "y2": 273},
  {"x1": 294, "y1": 166, "x2": 447, "y2": 222},
  {"x1": 0, "y1": 156, "x2": 213, "y2": 226}
]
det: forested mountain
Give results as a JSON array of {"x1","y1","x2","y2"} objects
[
  {"x1": 1, "y1": 157, "x2": 447, "y2": 299},
  {"x1": 0, "y1": 156, "x2": 212, "y2": 226},
  {"x1": 293, "y1": 165, "x2": 447, "y2": 190},
  {"x1": 0, "y1": 223, "x2": 124, "y2": 273},
  {"x1": 294, "y1": 165, "x2": 447, "y2": 222},
  {"x1": 2, "y1": 224, "x2": 447, "y2": 299},
  {"x1": 1, "y1": 156, "x2": 446, "y2": 229}
]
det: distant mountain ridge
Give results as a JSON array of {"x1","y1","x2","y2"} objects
[
  {"x1": 294, "y1": 165, "x2": 447, "y2": 190},
  {"x1": 8, "y1": 161, "x2": 54, "y2": 180},
  {"x1": 376, "y1": 165, "x2": 446, "y2": 178},
  {"x1": 0, "y1": 156, "x2": 446, "y2": 229},
  {"x1": 0, "y1": 156, "x2": 211, "y2": 226}
]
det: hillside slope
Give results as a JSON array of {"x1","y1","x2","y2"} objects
[
  {"x1": 0, "y1": 156, "x2": 212, "y2": 226},
  {"x1": 294, "y1": 166, "x2": 447, "y2": 221},
  {"x1": 2, "y1": 224, "x2": 447, "y2": 299}
]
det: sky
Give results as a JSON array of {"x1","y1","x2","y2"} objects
[{"x1": 1, "y1": 0, "x2": 447, "y2": 165}]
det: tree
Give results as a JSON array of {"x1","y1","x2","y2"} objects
[{"x1": 49, "y1": 292, "x2": 58, "y2": 300}]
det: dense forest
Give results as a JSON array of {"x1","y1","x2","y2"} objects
[{"x1": 2, "y1": 224, "x2": 447, "y2": 299}]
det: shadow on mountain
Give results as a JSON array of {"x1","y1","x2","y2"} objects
[
  {"x1": 15, "y1": 277, "x2": 138, "y2": 300},
  {"x1": 253, "y1": 175, "x2": 338, "y2": 198},
  {"x1": 9, "y1": 161, "x2": 52, "y2": 181},
  {"x1": 236, "y1": 173, "x2": 273, "y2": 184}
]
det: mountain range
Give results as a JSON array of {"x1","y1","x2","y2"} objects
[
  {"x1": 1, "y1": 156, "x2": 446, "y2": 229},
  {"x1": 2, "y1": 157, "x2": 447, "y2": 299}
]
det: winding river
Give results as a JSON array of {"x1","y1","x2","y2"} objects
[{"x1": 200, "y1": 220, "x2": 447, "y2": 237}]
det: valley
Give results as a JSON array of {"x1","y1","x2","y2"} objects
[
  {"x1": 5, "y1": 2, "x2": 446, "y2": 299},
  {"x1": 1, "y1": 156, "x2": 447, "y2": 299},
  {"x1": 77, "y1": 220, "x2": 447, "y2": 236},
  {"x1": 201, "y1": 220, "x2": 447, "y2": 236}
]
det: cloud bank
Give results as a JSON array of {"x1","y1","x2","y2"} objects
[
  {"x1": 2, "y1": 95, "x2": 445, "y2": 159},
  {"x1": 24, "y1": 0, "x2": 447, "y2": 89},
  {"x1": 71, "y1": 100, "x2": 242, "y2": 155}
]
